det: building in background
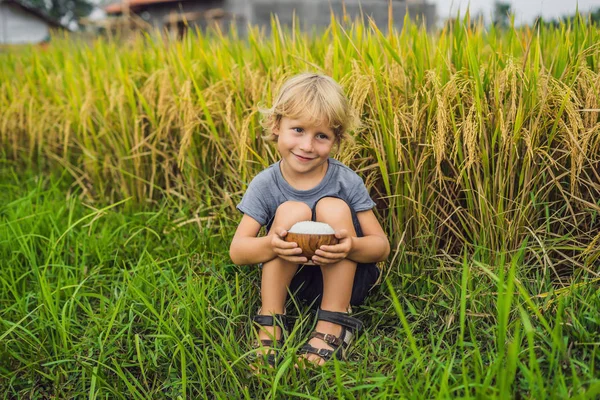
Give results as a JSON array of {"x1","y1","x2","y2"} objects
[
  {"x1": 103, "y1": 0, "x2": 238, "y2": 37},
  {"x1": 0, "y1": 0, "x2": 64, "y2": 44},
  {"x1": 244, "y1": 0, "x2": 436, "y2": 33},
  {"x1": 102, "y1": 0, "x2": 436, "y2": 37}
]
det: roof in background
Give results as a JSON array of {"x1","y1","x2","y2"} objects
[
  {"x1": 105, "y1": 0, "x2": 194, "y2": 14},
  {"x1": 0, "y1": 0, "x2": 64, "y2": 28}
]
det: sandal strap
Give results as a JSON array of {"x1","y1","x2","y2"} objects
[
  {"x1": 252, "y1": 348, "x2": 279, "y2": 368},
  {"x1": 252, "y1": 314, "x2": 289, "y2": 329},
  {"x1": 296, "y1": 310, "x2": 361, "y2": 364},
  {"x1": 298, "y1": 343, "x2": 338, "y2": 361},
  {"x1": 251, "y1": 313, "x2": 290, "y2": 368},
  {"x1": 252, "y1": 338, "x2": 284, "y2": 368},
  {"x1": 265, "y1": 353, "x2": 277, "y2": 367},
  {"x1": 316, "y1": 309, "x2": 362, "y2": 332},
  {"x1": 254, "y1": 338, "x2": 284, "y2": 348},
  {"x1": 310, "y1": 331, "x2": 343, "y2": 347}
]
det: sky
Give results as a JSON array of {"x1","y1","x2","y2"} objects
[{"x1": 431, "y1": 0, "x2": 600, "y2": 24}]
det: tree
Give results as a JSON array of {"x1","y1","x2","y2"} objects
[
  {"x1": 492, "y1": 1, "x2": 511, "y2": 28},
  {"x1": 22, "y1": 0, "x2": 93, "y2": 29}
]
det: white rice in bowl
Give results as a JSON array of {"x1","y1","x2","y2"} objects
[{"x1": 288, "y1": 221, "x2": 335, "y2": 234}]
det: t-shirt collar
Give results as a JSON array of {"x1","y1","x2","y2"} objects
[{"x1": 275, "y1": 158, "x2": 333, "y2": 195}]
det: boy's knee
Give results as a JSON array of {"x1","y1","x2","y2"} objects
[
  {"x1": 270, "y1": 202, "x2": 311, "y2": 235},
  {"x1": 314, "y1": 197, "x2": 352, "y2": 224},
  {"x1": 275, "y1": 201, "x2": 311, "y2": 219},
  {"x1": 270, "y1": 201, "x2": 311, "y2": 235}
]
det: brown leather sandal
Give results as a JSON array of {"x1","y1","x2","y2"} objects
[
  {"x1": 297, "y1": 309, "x2": 363, "y2": 362},
  {"x1": 251, "y1": 313, "x2": 291, "y2": 367}
]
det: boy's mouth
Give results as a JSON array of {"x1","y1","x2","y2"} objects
[{"x1": 292, "y1": 153, "x2": 315, "y2": 162}]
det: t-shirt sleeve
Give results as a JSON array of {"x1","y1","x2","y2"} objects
[
  {"x1": 236, "y1": 175, "x2": 270, "y2": 226},
  {"x1": 348, "y1": 173, "x2": 376, "y2": 212}
]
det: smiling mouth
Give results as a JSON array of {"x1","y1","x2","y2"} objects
[{"x1": 293, "y1": 153, "x2": 315, "y2": 161}]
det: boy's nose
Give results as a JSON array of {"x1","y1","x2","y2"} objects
[{"x1": 299, "y1": 136, "x2": 314, "y2": 152}]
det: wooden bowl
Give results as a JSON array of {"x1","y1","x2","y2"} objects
[{"x1": 284, "y1": 221, "x2": 339, "y2": 264}]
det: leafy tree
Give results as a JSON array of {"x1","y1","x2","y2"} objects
[
  {"x1": 492, "y1": 1, "x2": 511, "y2": 28},
  {"x1": 21, "y1": 0, "x2": 93, "y2": 28}
]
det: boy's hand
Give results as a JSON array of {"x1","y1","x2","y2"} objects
[
  {"x1": 270, "y1": 228, "x2": 308, "y2": 264},
  {"x1": 312, "y1": 229, "x2": 353, "y2": 265}
]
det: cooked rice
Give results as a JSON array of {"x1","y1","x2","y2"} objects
[{"x1": 288, "y1": 221, "x2": 335, "y2": 234}]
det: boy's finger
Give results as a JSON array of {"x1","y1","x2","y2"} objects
[
  {"x1": 318, "y1": 243, "x2": 344, "y2": 252},
  {"x1": 311, "y1": 255, "x2": 338, "y2": 264},
  {"x1": 273, "y1": 238, "x2": 298, "y2": 248},
  {"x1": 270, "y1": 227, "x2": 286, "y2": 238},
  {"x1": 334, "y1": 229, "x2": 348, "y2": 239},
  {"x1": 314, "y1": 250, "x2": 344, "y2": 260},
  {"x1": 276, "y1": 247, "x2": 303, "y2": 256},
  {"x1": 281, "y1": 255, "x2": 308, "y2": 263}
]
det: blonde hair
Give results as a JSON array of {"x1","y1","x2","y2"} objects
[{"x1": 260, "y1": 73, "x2": 359, "y2": 144}]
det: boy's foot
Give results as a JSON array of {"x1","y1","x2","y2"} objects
[
  {"x1": 250, "y1": 325, "x2": 282, "y2": 371},
  {"x1": 297, "y1": 309, "x2": 362, "y2": 367},
  {"x1": 249, "y1": 312, "x2": 289, "y2": 371},
  {"x1": 298, "y1": 320, "x2": 341, "y2": 366}
]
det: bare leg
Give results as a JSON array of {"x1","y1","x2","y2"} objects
[
  {"x1": 302, "y1": 197, "x2": 357, "y2": 365},
  {"x1": 256, "y1": 201, "x2": 311, "y2": 344}
]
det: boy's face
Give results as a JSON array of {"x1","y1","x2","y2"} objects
[{"x1": 273, "y1": 116, "x2": 336, "y2": 178}]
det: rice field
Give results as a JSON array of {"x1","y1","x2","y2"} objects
[{"x1": 0, "y1": 11, "x2": 599, "y2": 398}]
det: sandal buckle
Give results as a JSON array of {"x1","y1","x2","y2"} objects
[
  {"x1": 317, "y1": 348, "x2": 332, "y2": 358},
  {"x1": 322, "y1": 333, "x2": 337, "y2": 345}
]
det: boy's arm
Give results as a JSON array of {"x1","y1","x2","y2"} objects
[
  {"x1": 347, "y1": 210, "x2": 390, "y2": 264},
  {"x1": 229, "y1": 214, "x2": 278, "y2": 265}
]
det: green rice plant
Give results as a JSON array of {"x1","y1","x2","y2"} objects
[{"x1": 1, "y1": 10, "x2": 599, "y2": 275}]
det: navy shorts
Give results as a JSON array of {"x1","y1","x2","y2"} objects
[{"x1": 265, "y1": 196, "x2": 381, "y2": 310}]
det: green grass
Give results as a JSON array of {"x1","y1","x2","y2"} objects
[
  {"x1": 1, "y1": 167, "x2": 598, "y2": 398},
  {"x1": 1, "y1": 12, "x2": 599, "y2": 397}
]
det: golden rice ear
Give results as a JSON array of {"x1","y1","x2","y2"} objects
[{"x1": 284, "y1": 232, "x2": 339, "y2": 259}]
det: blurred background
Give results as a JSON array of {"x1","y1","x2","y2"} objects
[{"x1": 2, "y1": 0, "x2": 600, "y2": 45}]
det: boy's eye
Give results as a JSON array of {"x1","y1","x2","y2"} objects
[
  {"x1": 292, "y1": 127, "x2": 303, "y2": 133},
  {"x1": 317, "y1": 134, "x2": 330, "y2": 140}
]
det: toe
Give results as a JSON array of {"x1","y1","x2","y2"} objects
[{"x1": 306, "y1": 353, "x2": 324, "y2": 366}]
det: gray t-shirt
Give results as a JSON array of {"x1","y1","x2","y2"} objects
[{"x1": 236, "y1": 158, "x2": 376, "y2": 229}]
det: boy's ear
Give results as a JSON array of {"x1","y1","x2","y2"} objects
[{"x1": 273, "y1": 116, "x2": 282, "y2": 136}]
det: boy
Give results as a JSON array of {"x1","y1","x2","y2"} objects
[{"x1": 230, "y1": 73, "x2": 390, "y2": 366}]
